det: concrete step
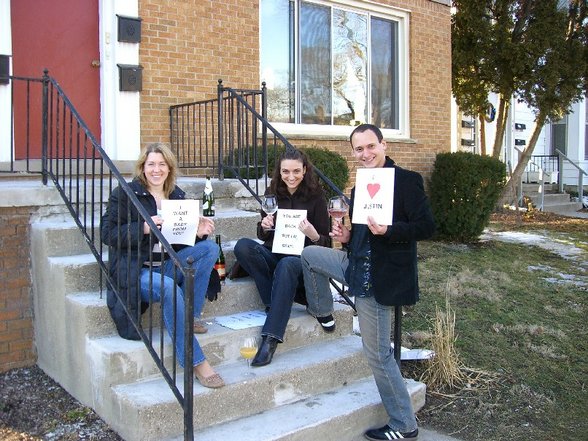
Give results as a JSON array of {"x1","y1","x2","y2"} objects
[
  {"x1": 59, "y1": 276, "x2": 289, "y2": 339},
  {"x1": 107, "y1": 335, "x2": 398, "y2": 441},
  {"x1": 522, "y1": 187, "x2": 584, "y2": 216},
  {"x1": 67, "y1": 298, "x2": 354, "y2": 381},
  {"x1": 31, "y1": 208, "x2": 259, "y2": 258},
  {"x1": 27, "y1": 179, "x2": 429, "y2": 441},
  {"x1": 173, "y1": 377, "x2": 425, "y2": 441}
]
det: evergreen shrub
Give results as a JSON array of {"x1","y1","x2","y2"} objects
[{"x1": 430, "y1": 151, "x2": 506, "y2": 242}]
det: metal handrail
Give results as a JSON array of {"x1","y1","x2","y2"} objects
[
  {"x1": 5, "y1": 72, "x2": 197, "y2": 439},
  {"x1": 555, "y1": 149, "x2": 586, "y2": 201},
  {"x1": 516, "y1": 147, "x2": 546, "y2": 210},
  {"x1": 217, "y1": 81, "x2": 349, "y2": 205}
]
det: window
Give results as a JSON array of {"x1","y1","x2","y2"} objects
[
  {"x1": 260, "y1": 0, "x2": 408, "y2": 136},
  {"x1": 551, "y1": 116, "x2": 567, "y2": 156}
]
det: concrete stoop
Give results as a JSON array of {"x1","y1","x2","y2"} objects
[
  {"x1": 522, "y1": 184, "x2": 584, "y2": 216},
  {"x1": 29, "y1": 200, "x2": 426, "y2": 441}
]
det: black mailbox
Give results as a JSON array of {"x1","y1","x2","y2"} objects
[
  {"x1": 461, "y1": 120, "x2": 475, "y2": 128},
  {"x1": 514, "y1": 123, "x2": 526, "y2": 130},
  {"x1": 118, "y1": 64, "x2": 143, "y2": 91},
  {"x1": 0, "y1": 55, "x2": 9, "y2": 85},
  {"x1": 515, "y1": 139, "x2": 526, "y2": 146},
  {"x1": 461, "y1": 139, "x2": 475, "y2": 146},
  {"x1": 117, "y1": 15, "x2": 142, "y2": 43}
]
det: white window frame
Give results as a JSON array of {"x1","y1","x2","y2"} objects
[{"x1": 262, "y1": 0, "x2": 411, "y2": 140}]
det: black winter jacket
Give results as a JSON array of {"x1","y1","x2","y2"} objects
[
  {"x1": 346, "y1": 157, "x2": 436, "y2": 306},
  {"x1": 100, "y1": 179, "x2": 200, "y2": 340}
]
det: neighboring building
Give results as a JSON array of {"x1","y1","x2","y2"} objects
[
  {"x1": 453, "y1": 93, "x2": 588, "y2": 189},
  {"x1": 1, "y1": 0, "x2": 452, "y2": 178}
]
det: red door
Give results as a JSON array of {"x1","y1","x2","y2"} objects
[{"x1": 11, "y1": 0, "x2": 100, "y2": 159}]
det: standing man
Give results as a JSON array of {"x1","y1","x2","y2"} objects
[{"x1": 301, "y1": 124, "x2": 435, "y2": 440}]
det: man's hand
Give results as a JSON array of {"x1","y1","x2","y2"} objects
[
  {"x1": 330, "y1": 219, "x2": 350, "y2": 243},
  {"x1": 366, "y1": 216, "x2": 387, "y2": 235}
]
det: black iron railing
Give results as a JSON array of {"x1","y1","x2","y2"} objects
[
  {"x1": 2, "y1": 71, "x2": 197, "y2": 439},
  {"x1": 170, "y1": 79, "x2": 347, "y2": 205}
]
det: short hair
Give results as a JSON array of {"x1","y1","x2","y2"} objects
[
  {"x1": 349, "y1": 123, "x2": 383, "y2": 144},
  {"x1": 134, "y1": 142, "x2": 178, "y2": 197}
]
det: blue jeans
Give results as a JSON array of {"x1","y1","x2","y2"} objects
[
  {"x1": 301, "y1": 245, "x2": 417, "y2": 432},
  {"x1": 234, "y1": 238, "x2": 304, "y2": 342},
  {"x1": 140, "y1": 240, "x2": 218, "y2": 368}
]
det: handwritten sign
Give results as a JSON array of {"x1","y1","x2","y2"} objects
[
  {"x1": 160, "y1": 199, "x2": 199, "y2": 245},
  {"x1": 272, "y1": 209, "x2": 307, "y2": 255},
  {"x1": 352, "y1": 168, "x2": 394, "y2": 225}
]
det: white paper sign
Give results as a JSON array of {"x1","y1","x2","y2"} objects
[
  {"x1": 271, "y1": 209, "x2": 307, "y2": 255},
  {"x1": 352, "y1": 168, "x2": 395, "y2": 225},
  {"x1": 160, "y1": 199, "x2": 199, "y2": 245},
  {"x1": 215, "y1": 310, "x2": 268, "y2": 330}
]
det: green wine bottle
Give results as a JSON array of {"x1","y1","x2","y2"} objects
[
  {"x1": 214, "y1": 235, "x2": 226, "y2": 282},
  {"x1": 202, "y1": 176, "x2": 215, "y2": 217}
]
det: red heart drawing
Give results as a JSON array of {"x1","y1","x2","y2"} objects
[{"x1": 367, "y1": 183, "x2": 380, "y2": 199}]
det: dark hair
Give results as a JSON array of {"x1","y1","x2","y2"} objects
[
  {"x1": 269, "y1": 149, "x2": 322, "y2": 200},
  {"x1": 349, "y1": 123, "x2": 383, "y2": 144}
]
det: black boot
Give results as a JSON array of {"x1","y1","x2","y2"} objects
[{"x1": 251, "y1": 336, "x2": 279, "y2": 367}]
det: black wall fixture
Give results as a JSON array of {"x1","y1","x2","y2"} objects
[
  {"x1": 514, "y1": 123, "x2": 526, "y2": 130},
  {"x1": 118, "y1": 64, "x2": 143, "y2": 91},
  {"x1": 0, "y1": 55, "x2": 10, "y2": 85},
  {"x1": 515, "y1": 139, "x2": 526, "y2": 146},
  {"x1": 117, "y1": 15, "x2": 142, "y2": 43}
]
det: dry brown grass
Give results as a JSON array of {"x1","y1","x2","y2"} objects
[{"x1": 419, "y1": 296, "x2": 468, "y2": 391}]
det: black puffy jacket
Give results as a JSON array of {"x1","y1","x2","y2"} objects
[{"x1": 100, "y1": 179, "x2": 189, "y2": 340}]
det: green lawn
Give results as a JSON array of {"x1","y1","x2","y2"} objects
[{"x1": 403, "y1": 218, "x2": 587, "y2": 440}]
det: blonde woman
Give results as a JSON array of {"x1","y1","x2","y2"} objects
[{"x1": 101, "y1": 142, "x2": 224, "y2": 388}]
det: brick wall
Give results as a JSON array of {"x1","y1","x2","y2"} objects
[
  {"x1": 0, "y1": 207, "x2": 36, "y2": 372},
  {"x1": 138, "y1": 0, "x2": 452, "y2": 188},
  {"x1": 140, "y1": 0, "x2": 259, "y2": 143}
]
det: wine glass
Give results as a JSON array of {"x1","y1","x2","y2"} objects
[
  {"x1": 261, "y1": 194, "x2": 278, "y2": 231},
  {"x1": 328, "y1": 196, "x2": 349, "y2": 223},
  {"x1": 240, "y1": 336, "x2": 258, "y2": 370}
]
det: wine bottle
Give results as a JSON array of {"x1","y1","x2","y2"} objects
[
  {"x1": 202, "y1": 176, "x2": 215, "y2": 217},
  {"x1": 214, "y1": 235, "x2": 226, "y2": 282}
]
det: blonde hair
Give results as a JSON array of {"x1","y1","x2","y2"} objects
[{"x1": 134, "y1": 142, "x2": 179, "y2": 197}]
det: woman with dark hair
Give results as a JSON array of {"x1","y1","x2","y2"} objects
[
  {"x1": 101, "y1": 142, "x2": 224, "y2": 388},
  {"x1": 234, "y1": 149, "x2": 331, "y2": 366}
]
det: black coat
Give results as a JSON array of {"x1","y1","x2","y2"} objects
[
  {"x1": 347, "y1": 157, "x2": 436, "y2": 306},
  {"x1": 100, "y1": 179, "x2": 189, "y2": 340}
]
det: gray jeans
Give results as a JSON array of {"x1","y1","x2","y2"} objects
[{"x1": 300, "y1": 245, "x2": 418, "y2": 432}]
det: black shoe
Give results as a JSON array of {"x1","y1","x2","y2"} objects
[
  {"x1": 250, "y1": 336, "x2": 279, "y2": 367},
  {"x1": 316, "y1": 314, "x2": 335, "y2": 333},
  {"x1": 364, "y1": 425, "x2": 418, "y2": 440}
]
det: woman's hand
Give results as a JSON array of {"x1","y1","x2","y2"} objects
[
  {"x1": 299, "y1": 218, "x2": 320, "y2": 242},
  {"x1": 330, "y1": 219, "x2": 350, "y2": 243},
  {"x1": 197, "y1": 216, "x2": 215, "y2": 238},
  {"x1": 260, "y1": 214, "x2": 275, "y2": 231},
  {"x1": 144, "y1": 215, "x2": 164, "y2": 234}
]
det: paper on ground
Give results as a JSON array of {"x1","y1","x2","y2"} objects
[
  {"x1": 391, "y1": 344, "x2": 435, "y2": 360},
  {"x1": 215, "y1": 310, "x2": 266, "y2": 330}
]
